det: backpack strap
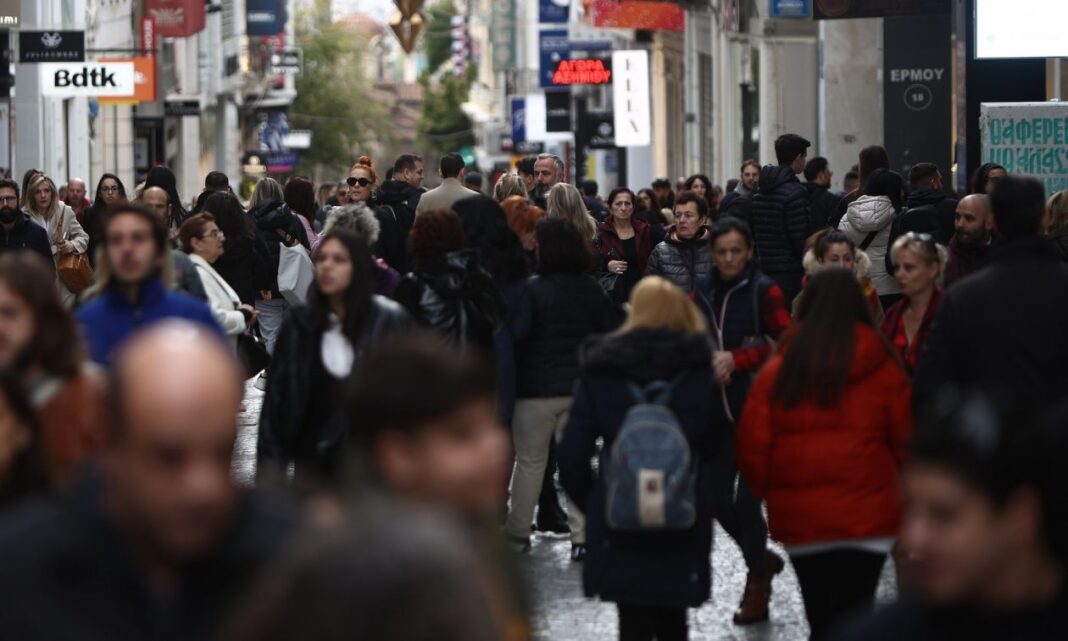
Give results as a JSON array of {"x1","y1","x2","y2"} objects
[
  {"x1": 859, "y1": 230, "x2": 878, "y2": 251},
  {"x1": 628, "y1": 373, "x2": 688, "y2": 407}
]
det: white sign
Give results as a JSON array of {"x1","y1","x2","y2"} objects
[
  {"x1": 40, "y1": 62, "x2": 135, "y2": 97},
  {"x1": 980, "y1": 102, "x2": 1068, "y2": 196},
  {"x1": 281, "y1": 130, "x2": 312, "y2": 150},
  {"x1": 613, "y1": 50, "x2": 651, "y2": 147},
  {"x1": 524, "y1": 93, "x2": 573, "y2": 143},
  {"x1": 976, "y1": 0, "x2": 1068, "y2": 59}
]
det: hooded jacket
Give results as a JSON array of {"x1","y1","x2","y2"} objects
[
  {"x1": 394, "y1": 250, "x2": 504, "y2": 352},
  {"x1": 795, "y1": 247, "x2": 884, "y2": 324},
  {"x1": 738, "y1": 323, "x2": 912, "y2": 545},
  {"x1": 749, "y1": 165, "x2": 810, "y2": 277},
  {"x1": 904, "y1": 188, "x2": 957, "y2": 245},
  {"x1": 249, "y1": 199, "x2": 310, "y2": 297},
  {"x1": 645, "y1": 226, "x2": 712, "y2": 293},
  {"x1": 559, "y1": 329, "x2": 723, "y2": 608},
  {"x1": 838, "y1": 195, "x2": 900, "y2": 296}
]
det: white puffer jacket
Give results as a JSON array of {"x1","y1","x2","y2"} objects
[{"x1": 838, "y1": 195, "x2": 900, "y2": 296}]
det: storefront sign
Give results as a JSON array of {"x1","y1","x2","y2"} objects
[
  {"x1": 40, "y1": 62, "x2": 135, "y2": 97},
  {"x1": 981, "y1": 102, "x2": 1068, "y2": 196},
  {"x1": 815, "y1": 0, "x2": 948, "y2": 19},
  {"x1": 491, "y1": 0, "x2": 516, "y2": 72},
  {"x1": 142, "y1": 18, "x2": 156, "y2": 56},
  {"x1": 100, "y1": 57, "x2": 157, "y2": 104},
  {"x1": 592, "y1": 1, "x2": 685, "y2": 32},
  {"x1": 883, "y1": 15, "x2": 951, "y2": 177},
  {"x1": 771, "y1": 0, "x2": 811, "y2": 18},
  {"x1": 165, "y1": 100, "x2": 201, "y2": 117},
  {"x1": 19, "y1": 31, "x2": 85, "y2": 63},
  {"x1": 269, "y1": 49, "x2": 301, "y2": 75},
  {"x1": 612, "y1": 50, "x2": 650, "y2": 147},
  {"x1": 0, "y1": 0, "x2": 18, "y2": 27},
  {"x1": 540, "y1": 0, "x2": 569, "y2": 23},
  {"x1": 539, "y1": 31, "x2": 612, "y2": 89},
  {"x1": 546, "y1": 90, "x2": 571, "y2": 133},
  {"x1": 145, "y1": 0, "x2": 206, "y2": 38},
  {"x1": 247, "y1": 0, "x2": 287, "y2": 37},
  {"x1": 511, "y1": 96, "x2": 526, "y2": 143},
  {"x1": 552, "y1": 58, "x2": 612, "y2": 86},
  {"x1": 265, "y1": 150, "x2": 299, "y2": 173},
  {"x1": 587, "y1": 115, "x2": 616, "y2": 149}
]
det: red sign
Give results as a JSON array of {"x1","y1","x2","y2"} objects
[
  {"x1": 144, "y1": 0, "x2": 205, "y2": 38},
  {"x1": 592, "y1": 0, "x2": 685, "y2": 32},
  {"x1": 552, "y1": 59, "x2": 612, "y2": 86},
  {"x1": 142, "y1": 17, "x2": 156, "y2": 56}
]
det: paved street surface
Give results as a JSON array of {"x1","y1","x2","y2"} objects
[{"x1": 235, "y1": 380, "x2": 896, "y2": 640}]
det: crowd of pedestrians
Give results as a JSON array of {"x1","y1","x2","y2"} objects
[{"x1": 0, "y1": 145, "x2": 1064, "y2": 641}]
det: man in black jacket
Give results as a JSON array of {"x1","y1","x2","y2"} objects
[
  {"x1": 719, "y1": 159, "x2": 761, "y2": 223},
  {"x1": 0, "y1": 178, "x2": 53, "y2": 270},
  {"x1": 914, "y1": 176, "x2": 1068, "y2": 413},
  {"x1": 901, "y1": 162, "x2": 957, "y2": 244},
  {"x1": 0, "y1": 322, "x2": 299, "y2": 641},
  {"x1": 802, "y1": 156, "x2": 840, "y2": 234},
  {"x1": 376, "y1": 154, "x2": 425, "y2": 253},
  {"x1": 750, "y1": 133, "x2": 811, "y2": 304}
]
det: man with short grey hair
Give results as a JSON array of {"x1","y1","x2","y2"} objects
[{"x1": 531, "y1": 153, "x2": 565, "y2": 207}]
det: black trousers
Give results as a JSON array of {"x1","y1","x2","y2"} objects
[
  {"x1": 617, "y1": 605, "x2": 687, "y2": 641},
  {"x1": 789, "y1": 549, "x2": 887, "y2": 641},
  {"x1": 710, "y1": 447, "x2": 769, "y2": 574}
]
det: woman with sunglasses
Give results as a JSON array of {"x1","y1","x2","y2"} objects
[
  {"x1": 881, "y1": 232, "x2": 946, "y2": 377},
  {"x1": 346, "y1": 156, "x2": 406, "y2": 272}
]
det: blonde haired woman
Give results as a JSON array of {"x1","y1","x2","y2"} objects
[
  {"x1": 22, "y1": 173, "x2": 88, "y2": 307},
  {"x1": 546, "y1": 182, "x2": 597, "y2": 241},
  {"x1": 493, "y1": 174, "x2": 528, "y2": 202},
  {"x1": 559, "y1": 275, "x2": 724, "y2": 641},
  {"x1": 881, "y1": 232, "x2": 948, "y2": 376}
]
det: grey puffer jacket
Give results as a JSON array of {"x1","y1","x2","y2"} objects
[{"x1": 645, "y1": 226, "x2": 713, "y2": 293}]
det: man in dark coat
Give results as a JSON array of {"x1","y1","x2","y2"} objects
[
  {"x1": 376, "y1": 153, "x2": 424, "y2": 235},
  {"x1": 943, "y1": 194, "x2": 995, "y2": 288},
  {"x1": 902, "y1": 162, "x2": 958, "y2": 245},
  {"x1": 914, "y1": 176, "x2": 1068, "y2": 413},
  {"x1": 749, "y1": 133, "x2": 812, "y2": 304},
  {"x1": 802, "y1": 156, "x2": 840, "y2": 234},
  {"x1": 0, "y1": 178, "x2": 54, "y2": 270},
  {"x1": 0, "y1": 322, "x2": 299, "y2": 641},
  {"x1": 719, "y1": 159, "x2": 761, "y2": 221}
]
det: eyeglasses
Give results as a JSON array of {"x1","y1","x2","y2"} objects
[
  {"x1": 100, "y1": 185, "x2": 120, "y2": 193},
  {"x1": 0, "y1": 196, "x2": 17, "y2": 204},
  {"x1": 203, "y1": 229, "x2": 223, "y2": 239},
  {"x1": 347, "y1": 177, "x2": 373, "y2": 187}
]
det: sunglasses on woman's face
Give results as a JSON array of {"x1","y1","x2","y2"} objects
[{"x1": 347, "y1": 177, "x2": 373, "y2": 187}]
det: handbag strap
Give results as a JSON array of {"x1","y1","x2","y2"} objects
[{"x1": 53, "y1": 211, "x2": 64, "y2": 244}]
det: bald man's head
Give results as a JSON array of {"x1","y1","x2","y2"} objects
[
  {"x1": 955, "y1": 194, "x2": 994, "y2": 247},
  {"x1": 106, "y1": 321, "x2": 243, "y2": 561},
  {"x1": 140, "y1": 186, "x2": 171, "y2": 224},
  {"x1": 66, "y1": 178, "x2": 87, "y2": 209}
]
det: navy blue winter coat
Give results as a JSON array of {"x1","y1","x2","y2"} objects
[
  {"x1": 559, "y1": 329, "x2": 724, "y2": 608},
  {"x1": 749, "y1": 165, "x2": 810, "y2": 278}
]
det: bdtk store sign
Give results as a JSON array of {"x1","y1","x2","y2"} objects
[
  {"x1": 40, "y1": 62, "x2": 136, "y2": 97},
  {"x1": 19, "y1": 31, "x2": 85, "y2": 63}
]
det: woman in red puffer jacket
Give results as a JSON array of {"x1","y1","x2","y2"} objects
[{"x1": 738, "y1": 269, "x2": 911, "y2": 641}]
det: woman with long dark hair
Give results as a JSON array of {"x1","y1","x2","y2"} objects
[
  {"x1": 82, "y1": 173, "x2": 127, "y2": 265},
  {"x1": 203, "y1": 191, "x2": 273, "y2": 306},
  {"x1": 257, "y1": 230, "x2": 410, "y2": 486},
  {"x1": 284, "y1": 176, "x2": 319, "y2": 248},
  {"x1": 969, "y1": 162, "x2": 1007, "y2": 195},
  {"x1": 738, "y1": 269, "x2": 911, "y2": 640}
]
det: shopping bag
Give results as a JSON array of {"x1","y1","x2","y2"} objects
[{"x1": 277, "y1": 242, "x2": 314, "y2": 305}]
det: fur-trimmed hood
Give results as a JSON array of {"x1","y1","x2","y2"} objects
[{"x1": 802, "y1": 246, "x2": 873, "y2": 281}]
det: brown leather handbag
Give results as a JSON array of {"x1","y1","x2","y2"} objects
[{"x1": 54, "y1": 213, "x2": 93, "y2": 294}]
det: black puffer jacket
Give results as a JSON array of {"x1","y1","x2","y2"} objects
[
  {"x1": 559, "y1": 329, "x2": 723, "y2": 608},
  {"x1": 750, "y1": 165, "x2": 809, "y2": 277},
  {"x1": 250, "y1": 199, "x2": 310, "y2": 297},
  {"x1": 903, "y1": 188, "x2": 957, "y2": 245},
  {"x1": 645, "y1": 226, "x2": 713, "y2": 293},
  {"x1": 511, "y1": 272, "x2": 620, "y2": 398},
  {"x1": 257, "y1": 298, "x2": 411, "y2": 481},
  {"x1": 394, "y1": 250, "x2": 504, "y2": 353},
  {"x1": 803, "y1": 182, "x2": 841, "y2": 234},
  {"x1": 213, "y1": 228, "x2": 274, "y2": 305},
  {"x1": 375, "y1": 181, "x2": 422, "y2": 269}
]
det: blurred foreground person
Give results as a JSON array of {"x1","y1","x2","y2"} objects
[
  {"x1": 224, "y1": 504, "x2": 504, "y2": 641},
  {"x1": 0, "y1": 321, "x2": 299, "y2": 640},
  {"x1": 559, "y1": 277, "x2": 724, "y2": 641},
  {"x1": 77, "y1": 204, "x2": 220, "y2": 365},
  {"x1": 835, "y1": 392, "x2": 1068, "y2": 640},
  {"x1": 257, "y1": 231, "x2": 410, "y2": 487},
  {"x1": 0, "y1": 373, "x2": 48, "y2": 507},
  {"x1": 739, "y1": 269, "x2": 911, "y2": 640},
  {"x1": 915, "y1": 176, "x2": 1068, "y2": 412},
  {"x1": 345, "y1": 334, "x2": 529, "y2": 641},
  {"x1": 0, "y1": 253, "x2": 106, "y2": 485}
]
